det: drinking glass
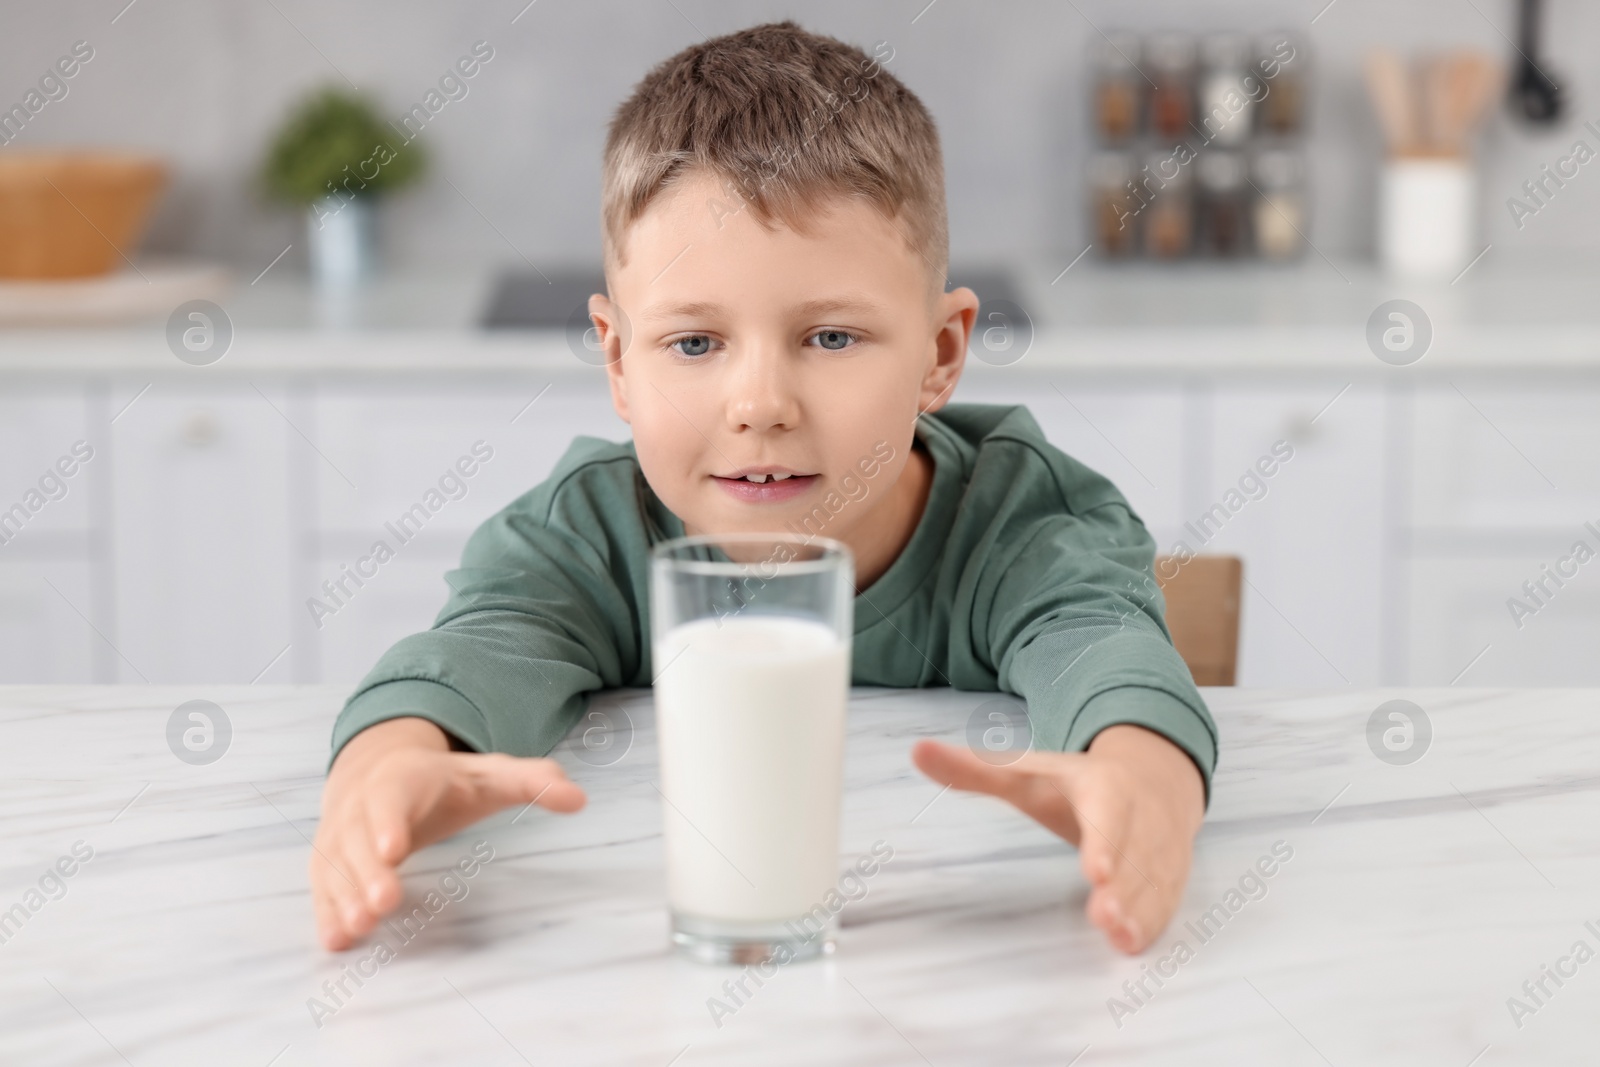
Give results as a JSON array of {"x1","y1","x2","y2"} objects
[{"x1": 650, "y1": 533, "x2": 854, "y2": 965}]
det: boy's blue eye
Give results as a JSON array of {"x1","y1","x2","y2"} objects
[
  {"x1": 812, "y1": 329, "x2": 854, "y2": 351},
  {"x1": 672, "y1": 335, "x2": 712, "y2": 357}
]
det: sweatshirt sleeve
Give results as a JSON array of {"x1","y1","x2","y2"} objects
[
  {"x1": 329, "y1": 467, "x2": 644, "y2": 767},
  {"x1": 985, "y1": 502, "x2": 1219, "y2": 805}
]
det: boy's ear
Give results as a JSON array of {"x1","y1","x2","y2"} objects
[
  {"x1": 920, "y1": 285, "x2": 978, "y2": 416},
  {"x1": 589, "y1": 292, "x2": 632, "y2": 424}
]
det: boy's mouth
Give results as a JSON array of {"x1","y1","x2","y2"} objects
[{"x1": 712, "y1": 468, "x2": 819, "y2": 503}]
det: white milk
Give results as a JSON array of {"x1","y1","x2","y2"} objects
[{"x1": 655, "y1": 614, "x2": 850, "y2": 923}]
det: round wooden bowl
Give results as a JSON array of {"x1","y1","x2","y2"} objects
[{"x1": 0, "y1": 153, "x2": 167, "y2": 279}]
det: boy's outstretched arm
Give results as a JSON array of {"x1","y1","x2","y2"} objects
[
  {"x1": 925, "y1": 480, "x2": 1219, "y2": 955},
  {"x1": 911, "y1": 723, "x2": 1203, "y2": 954},
  {"x1": 312, "y1": 449, "x2": 654, "y2": 951},
  {"x1": 311, "y1": 716, "x2": 585, "y2": 951}
]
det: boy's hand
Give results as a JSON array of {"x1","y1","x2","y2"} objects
[
  {"x1": 310, "y1": 716, "x2": 586, "y2": 951},
  {"x1": 911, "y1": 724, "x2": 1204, "y2": 955}
]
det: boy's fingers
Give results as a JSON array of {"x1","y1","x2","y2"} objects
[
  {"x1": 357, "y1": 752, "x2": 587, "y2": 877},
  {"x1": 461, "y1": 753, "x2": 588, "y2": 815},
  {"x1": 1091, "y1": 846, "x2": 1177, "y2": 955},
  {"x1": 912, "y1": 740, "x2": 1097, "y2": 831},
  {"x1": 1117, "y1": 873, "x2": 1169, "y2": 951},
  {"x1": 309, "y1": 853, "x2": 351, "y2": 951},
  {"x1": 1088, "y1": 883, "x2": 1149, "y2": 953},
  {"x1": 1070, "y1": 778, "x2": 1135, "y2": 887},
  {"x1": 1087, "y1": 856, "x2": 1148, "y2": 934},
  {"x1": 1111, "y1": 821, "x2": 1190, "y2": 947},
  {"x1": 312, "y1": 885, "x2": 348, "y2": 951},
  {"x1": 1082, "y1": 813, "x2": 1181, "y2": 954},
  {"x1": 911, "y1": 739, "x2": 1040, "y2": 802},
  {"x1": 362, "y1": 786, "x2": 416, "y2": 867},
  {"x1": 344, "y1": 811, "x2": 404, "y2": 913},
  {"x1": 914, "y1": 736, "x2": 1196, "y2": 961},
  {"x1": 311, "y1": 838, "x2": 370, "y2": 943},
  {"x1": 916, "y1": 739, "x2": 1142, "y2": 892}
]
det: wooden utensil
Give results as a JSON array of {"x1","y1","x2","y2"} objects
[
  {"x1": 1445, "y1": 52, "x2": 1502, "y2": 152},
  {"x1": 1366, "y1": 50, "x2": 1417, "y2": 154},
  {"x1": 1369, "y1": 49, "x2": 1502, "y2": 158}
]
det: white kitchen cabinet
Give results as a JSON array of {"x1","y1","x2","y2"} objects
[
  {"x1": 299, "y1": 379, "x2": 630, "y2": 681},
  {"x1": 1409, "y1": 383, "x2": 1600, "y2": 532},
  {"x1": 307, "y1": 543, "x2": 465, "y2": 683},
  {"x1": 1, "y1": 351, "x2": 1596, "y2": 688},
  {"x1": 950, "y1": 372, "x2": 1188, "y2": 533},
  {"x1": 0, "y1": 389, "x2": 93, "y2": 539},
  {"x1": 109, "y1": 383, "x2": 293, "y2": 683},
  {"x1": 310, "y1": 378, "x2": 629, "y2": 540},
  {"x1": 1202, "y1": 385, "x2": 1386, "y2": 687},
  {"x1": 957, "y1": 375, "x2": 1387, "y2": 687},
  {"x1": 1408, "y1": 550, "x2": 1600, "y2": 686},
  {"x1": 0, "y1": 558, "x2": 96, "y2": 682},
  {"x1": 1403, "y1": 381, "x2": 1600, "y2": 683},
  {"x1": 0, "y1": 388, "x2": 106, "y2": 680}
]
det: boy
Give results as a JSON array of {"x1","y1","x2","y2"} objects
[{"x1": 312, "y1": 21, "x2": 1215, "y2": 958}]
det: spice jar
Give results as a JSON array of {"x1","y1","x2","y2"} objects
[
  {"x1": 1251, "y1": 149, "x2": 1305, "y2": 260},
  {"x1": 1141, "y1": 150, "x2": 1194, "y2": 259},
  {"x1": 1145, "y1": 34, "x2": 1196, "y2": 140},
  {"x1": 1089, "y1": 152, "x2": 1139, "y2": 258},
  {"x1": 1196, "y1": 151, "x2": 1249, "y2": 256},
  {"x1": 1091, "y1": 33, "x2": 1142, "y2": 144},
  {"x1": 1254, "y1": 33, "x2": 1304, "y2": 136},
  {"x1": 1198, "y1": 34, "x2": 1253, "y2": 145}
]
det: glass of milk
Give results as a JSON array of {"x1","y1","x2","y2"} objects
[{"x1": 650, "y1": 533, "x2": 854, "y2": 965}]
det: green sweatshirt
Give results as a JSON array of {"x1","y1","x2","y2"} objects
[{"x1": 332, "y1": 403, "x2": 1219, "y2": 801}]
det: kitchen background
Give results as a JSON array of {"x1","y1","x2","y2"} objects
[
  {"x1": 7, "y1": 0, "x2": 1600, "y2": 266},
  {"x1": 2, "y1": 0, "x2": 1598, "y2": 692}
]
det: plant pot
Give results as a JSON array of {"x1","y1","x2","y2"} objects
[{"x1": 307, "y1": 194, "x2": 374, "y2": 287}]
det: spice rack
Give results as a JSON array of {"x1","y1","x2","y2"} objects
[{"x1": 1088, "y1": 32, "x2": 1308, "y2": 262}]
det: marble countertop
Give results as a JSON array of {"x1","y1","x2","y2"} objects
[
  {"x1": 2, "y1": 685, "x2": 1598, "y2": 1065},
  {"x1": 6, "y1": 257, "x2": 1600, "y2": 376}
]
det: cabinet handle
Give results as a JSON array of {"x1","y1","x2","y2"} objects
[
  {"x1": 182, "y1": 411, "x2": 221, "y2": 447},
  {"x1": 1285, "y1": 412, "x2": 1320, "y2": 445}
]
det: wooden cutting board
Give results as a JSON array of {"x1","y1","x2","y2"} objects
[{"x1": 0, "y1": 261, "x2": 230, "y2": 325}]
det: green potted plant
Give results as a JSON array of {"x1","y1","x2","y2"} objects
[{"x1": 262, "y1": 88, "x2": 425, "y2": 286}]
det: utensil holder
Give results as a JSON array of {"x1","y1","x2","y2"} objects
[{"x1": 1379, "y1": 156, "x2": 1474, "y2": 277}]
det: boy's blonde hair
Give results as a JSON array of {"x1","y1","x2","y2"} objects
[{"x1": 601, "y1": 20, "x2": 948, "y2": 286}]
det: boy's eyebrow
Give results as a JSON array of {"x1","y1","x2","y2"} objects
[
  {"x1": 640, "y1": 296, "x2": 885, "y2": 321},
  {"x1": 792, "y1": 296, "x2": 884, "y2": 318}
]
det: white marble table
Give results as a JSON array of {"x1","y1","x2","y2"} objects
[{"x1": 2, "y1": 686, "x2": 1597, "y2": 1066}]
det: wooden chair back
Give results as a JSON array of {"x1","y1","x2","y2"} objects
[{"x1": 1154, "y1": 555, "x2": 1242, "y2": 686}]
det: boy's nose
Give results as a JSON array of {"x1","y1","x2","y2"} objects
[{"x1": 723, "y1": 344, "x2": 801, "y2": 433}]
